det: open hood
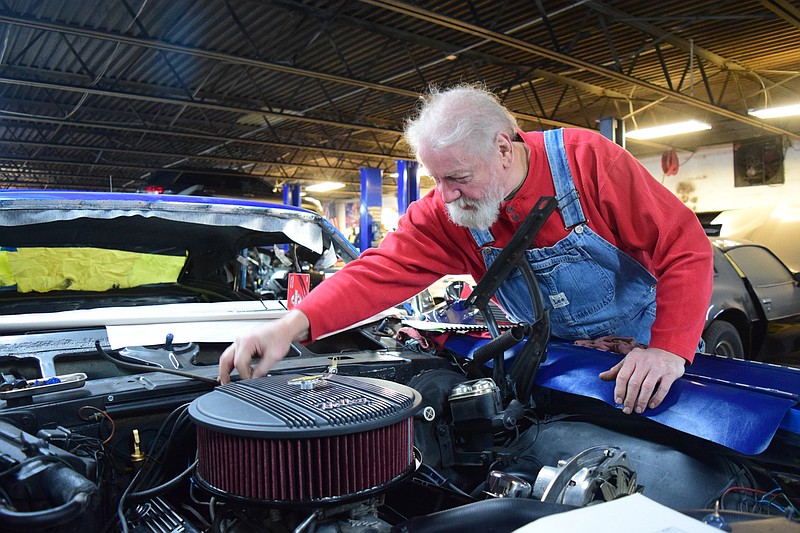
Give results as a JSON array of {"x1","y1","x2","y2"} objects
[{"x1": 0, "y1": 190, "x2": 328, "y2": 256}]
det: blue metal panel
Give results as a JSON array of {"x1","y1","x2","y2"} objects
[
  {"x1": 443, "y1": 336, "x2": 799, "y2": 455},
  {"x1": 396, "y1": 160, "x2": 419, "y2": 215},
  {"x1": 684, "y1": 352, "x2": 800, "y2": 396},
  {"x1": 359, "y1": 168, "x2": 383, "y2": 252},
  {"x1": 685, "y1": 352, "x2": 800, "y2": 436},
  {"x1": 534, "y1": 342, "x2": 796, "y2": 455},
  {"x1": 0, "y1": 189, "x2": 315, "y2": 212}
]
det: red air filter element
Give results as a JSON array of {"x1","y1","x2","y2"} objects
[{"x1": 189, "y1": 374, "x2": 421, "y2": 504}]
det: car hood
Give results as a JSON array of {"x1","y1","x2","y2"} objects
[{"x1": 0, "y1": 190, "x2": 329, "y2": 256}]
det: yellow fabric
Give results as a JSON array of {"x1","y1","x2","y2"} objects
[
  {"x1": 3, "y1": 248, "x2": 187, "y2": 293},
  {"x1": 0, "y1": 251, "x2": 14, "y2": 287}
]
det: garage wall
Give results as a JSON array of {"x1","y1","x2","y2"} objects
[{"x1": 638, "y1": 141, "x2": 800, "y2": 214}]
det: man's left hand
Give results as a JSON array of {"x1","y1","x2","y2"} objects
[{"x1": 599, "y1": 347, "x2": 686, "y2": 414}]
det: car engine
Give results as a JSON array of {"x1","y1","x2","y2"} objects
[{"x1": 1, "y1": 322, "x2": 797, "y2": 533}]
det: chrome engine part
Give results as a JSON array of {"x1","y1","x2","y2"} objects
[
  {"x1": 485, "y1": 470, "x2": 533, "y2": 499},
  {"x1": 531, "y1": 446, "x2": 640, "y2": 506}
]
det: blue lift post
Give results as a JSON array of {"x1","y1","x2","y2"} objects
[
  {"x1": 599, "y1": 116, "x2": 626, "y2": 148},
  {"x1": 280, "y1": 184, "x2": 302, "y2": 255},
  {"x1": 359, "y1": 168, "x2": 383, "y2": 252},
  {"x1": 396, "y1": 160, "x2": 419, "y2": 216},
  {"x1": 282, "y1": 184, "x2": 302, "y2": 208}
]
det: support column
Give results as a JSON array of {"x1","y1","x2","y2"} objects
[
  {"x1": 336, "y1": 202, "x2": 347, "y2": 234},
  {"x1": 396, "y1": 160, "x2": 419, "y2": 216},
  {"x1": 282, "y1": 184, "x2": 302, "y2": 207},
  {"x1": 359, "y1": 168, "x2": 383, "y2": 252},
  {"x1": 599, "y1": 117, "x2": 626, "y2": 148}
]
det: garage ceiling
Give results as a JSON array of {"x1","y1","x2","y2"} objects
[{"x1": 1, "y1": 0, "x2": 799, "y2": 198}]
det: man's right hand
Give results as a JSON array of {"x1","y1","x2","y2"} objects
[{"x1": 218, "y1": 309, "x2": 310, "y2": 384}]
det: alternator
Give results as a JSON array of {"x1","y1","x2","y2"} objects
[{"x1": 532, "y1": 446, "x2": 641, "y2": 506}]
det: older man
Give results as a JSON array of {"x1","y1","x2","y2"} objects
[{"x1": 219, "y1": 84, "x2": 713, "y2": 415}]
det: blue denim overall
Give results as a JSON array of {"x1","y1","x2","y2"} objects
[{"x1": 469, "y1": 129, "x2": 657, "y2": 344}]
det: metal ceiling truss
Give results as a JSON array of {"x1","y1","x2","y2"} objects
[
  {"x1": 356, "y1": 0, "x2": 799, "y2": 140},
  {"x1": 1, "y1": 0, "x2": 799, "y2": 193}
]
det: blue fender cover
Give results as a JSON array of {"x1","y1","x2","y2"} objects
[{"x1": 443, "y1": 337, "x2": 799, "y2": 455}]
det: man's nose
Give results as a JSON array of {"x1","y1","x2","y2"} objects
[{"x1": 438, "y1": 181, "x2": 461, "y2": 203}]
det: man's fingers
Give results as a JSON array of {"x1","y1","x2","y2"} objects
[
  {"x1": 252, "y1": 355, "x2": 274, "y2": 379},
  {"x1": 597, "y1": 348, "x2": 686, "y2": 414},
  {"x1": 613, "y1": 360, "x2": 636, "y2": 408},
  {"x1": 234, "y1": 340, "x2": 257, "y2": 381},
  {"x1": 633, "y1": 373, "x2": 660, "y2": 413},
  {"x1": 648, "y1": 374, "x2": 679, "y2": 409},
  {"x1": 218, "y1": 345, "x2": 235, "y2": 384},
  {"x1": 620, "y1": 374, "x2": 642, "y2": 414},
  {"x1": 598, "y1": 360, "x2": 622, "y2": 381}
]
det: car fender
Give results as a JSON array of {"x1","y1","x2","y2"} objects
[{"x1": 444, "y1": 336, "x2": 800, "y2": 455}]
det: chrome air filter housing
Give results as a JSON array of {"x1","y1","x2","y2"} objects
[{"x1": 189, "y1": 373, "x2": 421, "y2": 504}]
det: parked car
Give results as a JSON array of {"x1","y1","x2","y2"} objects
[
  {"x1": 704, "y1": 238, "x2": 800, "y2": 366},
  {"x1": 141, "y1": 168, "x2": 324, "y2": 214},
  {"x1": 0, "y1": 191, "x2": 797, "y2": 532}
]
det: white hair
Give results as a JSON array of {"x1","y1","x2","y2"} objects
[{"x1": 404, "y1": 83, "x2": 518, "y2": 164}]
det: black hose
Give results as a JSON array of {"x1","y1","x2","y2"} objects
[
  {"x1": 0, "y1": 492, "x2": 89, "y2": 530},
  {"x1": 127, "y1": 459, "x2": 198, "y2": 502},
  {"x1": 393, "y1": 498, "x2": 575, "y2": 533},
  {"x1": 94, "y1": 341, "x2": 218, "y2": 384},
  {"x1": 472, "y1": 326, "x2": 526, "y2": 366}
]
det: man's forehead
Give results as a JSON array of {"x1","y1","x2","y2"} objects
[{"x1": 420, "y1": 146, "x2": 478, "y2": 174}]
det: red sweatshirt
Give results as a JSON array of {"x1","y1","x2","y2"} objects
[{"x1": 298, "y1": 128, "x2": 713, "y2": 362}]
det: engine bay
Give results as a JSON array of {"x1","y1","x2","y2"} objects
[
  {"x1": 0, "y1": 193, "x2": 797, "y2": 532},
  {"x1": 0, "y1": 321, "x2": 798, "y2": 533}
]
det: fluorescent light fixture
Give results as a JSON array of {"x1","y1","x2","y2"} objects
[
  {"x1": 305, "y1": 181, "x2": 345, "y2": 193},
  {"x1": 626, "y1": 120, "x2": 712, "y2": 140},
  {"x1": 749, "y1": 103, "x2": 800, "y2": 119}
]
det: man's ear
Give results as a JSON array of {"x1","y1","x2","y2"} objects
[{"x1": 496, "y1": 132, "x2": 514, "y2": 166}]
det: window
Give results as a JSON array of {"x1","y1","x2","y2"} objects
[
  {"x1": 725, "y1": 246, "x2": 793, "y2": 287},
  {"x1": 733, "y1": 137, "x2": 785, "y2": 187}
]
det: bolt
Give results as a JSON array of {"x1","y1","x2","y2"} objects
[
  {"x1": 422, "y1": 406, "x2": 436, "y2": 421},
  {"x1": 107, "y1": 395, "x2": 114, "y2": 402}
]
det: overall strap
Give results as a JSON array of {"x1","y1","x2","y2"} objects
[
  {"x1": 469, "y1": 227, "x2": 494, "y2": 247},
  {"x1": 543, "y1": 129, "x2": 586, "y2": 228}
]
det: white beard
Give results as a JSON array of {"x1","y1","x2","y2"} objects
[{"x1": 445, "y1": 172, "x2": 505, "y2": 230}]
